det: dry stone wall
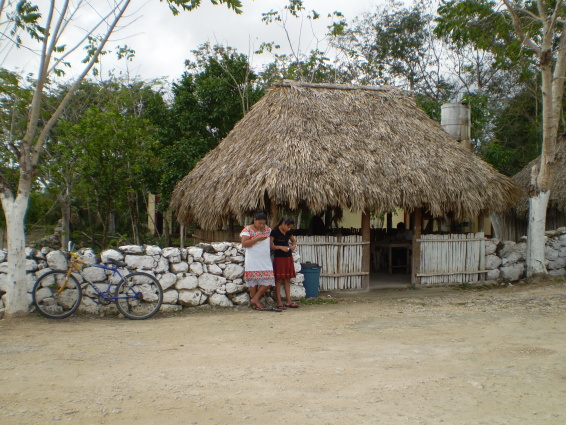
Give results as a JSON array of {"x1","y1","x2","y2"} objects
[
  {"x1": 484, "y1": 229, "x2": 566, "y2": 281},
  {"x1": 1, "y1": 229, "x2": 565, "y2": 317},
  {"x1": 0, "y1": 243, "x2": 306, "y2": 318}
]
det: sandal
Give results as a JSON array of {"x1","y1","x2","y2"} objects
[
  {"x1": 285, "y1": 303, "x2": 300, "y2": 308},
  {"x1": 276, "y1": 305, "x2": 287, "y2": 310}
]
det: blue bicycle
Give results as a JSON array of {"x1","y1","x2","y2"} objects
[{"x1": 32, "y1": 251, "x2": 163, "y2": 320}]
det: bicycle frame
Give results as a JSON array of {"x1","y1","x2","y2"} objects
[{"x1": 66, "y1": 252, "x2": 135, "y2": 301}]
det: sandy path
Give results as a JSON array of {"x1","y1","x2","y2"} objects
[{"x1": 1, "y1": 281, "x2": 565, "y2": 425}]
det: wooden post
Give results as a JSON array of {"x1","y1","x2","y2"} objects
[
  {"x1": 362, "y1": 208, "x2": 371, "y2": 290},
  {"x1": 478, "y1": 210, "x2": 486, "y2": 281},
  {"x1": 478, "y1": 211, "x2": 485, "y2": 234},
  {"x1": 180, "y1": 223, "x2": 185, "y2": 249},
  {"x1": 411, "y1": 208, "x2": 422, "y2": 286},
  {"x1": 386, "y1": 212, "x2": 393, "y2": 233},
  {"x1": 269, "y1": 200, "x2": 278, "y2": 228}
]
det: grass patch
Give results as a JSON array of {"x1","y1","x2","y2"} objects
[{"x1": 300, "y1": 298, "x2": 337, "y2": 305}]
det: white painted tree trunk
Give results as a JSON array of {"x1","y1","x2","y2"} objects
[
  {"x1": 526, "y1": 190, "x2": 550, "y2": 276},
  {"x1": 2, "y1": 195, "x2": 30, "y2": 317}
]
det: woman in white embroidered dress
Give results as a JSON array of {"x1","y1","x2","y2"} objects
[{"x1": 240, "y1": 212, "x2": 279, "y2": 311}]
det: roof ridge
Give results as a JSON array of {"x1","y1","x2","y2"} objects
[{"x1": 273, "y1": 79, "x2": 401, "y2": 93}]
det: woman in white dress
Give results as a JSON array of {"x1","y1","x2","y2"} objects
[{"x1": 240, "y1": 212, "x2": 280, "y2": 311}]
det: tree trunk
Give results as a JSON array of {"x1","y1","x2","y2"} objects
[
  {"x1": 58, "y1": 195, "x2": 71, "y2": 250},
  {"x1": 526, "y1": 46, "x2": 559, "y2": 276},
  {"x1": 2, "y1": 195, "x2": 30, "y2": 317},
  {"x1": 526, "y1": 190, "x2": 550, "y2": 275},
  {"x1": 108, "y1": 212, "x2": 116, "y2": 236},
  {"x1": 163, "y1": 215, "x2": 171, "y2": 247},
  {"x1": 128, "y1": 191, "x2": 140, "y2": 245}
]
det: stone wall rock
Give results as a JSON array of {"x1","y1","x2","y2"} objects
[
  {"x1": 484, "y1": 229, "x2": 566, "y2": 282},
  {"x1": 485, "y1": 255, "x2": 502, "y2": 270},
  {"x1": 46, "y1": 251, "x2": 68, "y2": 270},
  {"x1": 124, "y1": 255, "x2": 155, "y2": 270},
  {"x1": 178, "y1": 289, "x2": 207, "y2": 306},
  {"x1": 175, "y1": 275, "x2": 199, "y2": 290},
  {"x1": 500, "y1": 263, "x2": 525, "y2": 281}
]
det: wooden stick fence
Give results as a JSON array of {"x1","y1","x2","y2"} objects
[
  {"x1": 295, "y1": 235, "x2": 367, "y2": 290},
  {"x1": 417, "y1": 232, "x2": 486, "y2": 285}
]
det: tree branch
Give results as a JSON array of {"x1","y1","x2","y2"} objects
[
  {"x1": 49, "y1": 2, "x2": 119, "y2": 74},
  {"x1": 0, "y1": 172, "x2": 14, "y2": 200},
  {"x1": 32, "y1": 0, "x2": 132, "y2": 165},
  {"x1": 23, "y1": 0, "x2": 56, "y2": 147},
  {"x1": 43, "y1": 0, "x2": 71, "y2": 73},
  {"x1": 502, "y1": 0, "x2": 541, "y2": 54}
]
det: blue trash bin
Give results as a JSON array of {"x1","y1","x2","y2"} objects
[{"x1": 300, "y1": 262, "x2": 321, "y2": 298}]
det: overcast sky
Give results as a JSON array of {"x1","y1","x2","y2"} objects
[
  {"x1": 0, "y1": 0, "x2": 372, "y2": 84},
  {"x1": 119, "y1": 0, "x2": 378, "y2": 82},
  {"x1": 0, "y1": 0, "x2": 384, "y2": 86}
]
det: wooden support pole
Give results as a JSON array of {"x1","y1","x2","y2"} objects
[
  {"x1": 411, "y1": 208, "x2": 422, "y2": 286},
  {"x1": 269, "y1": 200, "x2": 278, "y2": 228},
  {"x1": 478, "y1": 211, "x2": 485, "y2": 234},
  {"x1": 179, "y1": 223, "x2": 185, "y2": 249},
  {"x1": 362, "y1": 208, "x2": 371, "y2": 291}
]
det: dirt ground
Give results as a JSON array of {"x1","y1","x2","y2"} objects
[{"x1": 1, "y1": 278, "x2": 565, "y2": 425}]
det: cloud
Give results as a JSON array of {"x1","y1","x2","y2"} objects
[{"x1": 1, "y1": 0, "x2": 376, "y2": 83}]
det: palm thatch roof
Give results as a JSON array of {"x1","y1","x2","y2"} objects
[
  {"x1": 512, "y1": 140, "x2": 566, "y2": 217},
  {"x1": 171, "y1": 80, "x2": 519, "y2": 229}
]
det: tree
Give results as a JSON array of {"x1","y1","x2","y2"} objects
[
  {"x1": 330, "y1": 1, "x2": 456, "y2": 118},
  {"x1": 146, "y1": 44, "x2": 264, "y2": 243},
  {"x1": 258, "y1": 0, "x2": 350, "y2": 83},
  {"x1": 0, "y1": 0, "x2": 242, "y2": 318},
  {"x1": 437, "y1": 0, "x2": 566, "y2": 275},
  {"x1": 50, "y1": 79, "x2": 164, "y2": 247},
  {"x1": 479, "y1": 87, "x2": 542, "y2": 176}
]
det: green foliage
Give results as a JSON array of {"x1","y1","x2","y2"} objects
[
  {"x1": 259, "y1": 1, "x2": 350, "y2": 84},
  {"x1": 435, "y1": 1, "x2": 554, "y2": 176},
  {"x1": 460, "y1": 92, "x2": 490, "y2": 149},
  {"x1": 25, "y1": 191, "x2": 60, "y2": 230},
  {"x1": 436, "y1": 0, "x2": 533, "y2": 67},
  {"x1": 330, "y1": 2, "x2": 457, "y2": 112},
  {"x1": 149, "y1": 43, "x2": 264, "y2": 211},
  {"x1": 12, "y1": 1, "x2": 44, "y2": 43},
  {"x1": 39, "y1": 78, "x2": 165, "y2": 245},
  {"x1": 0, "y1": 69, "x2": 38, "y2": 191},
  {"x1": 478, "y1": 88, "x2": 542, "y2": 176},
  {"x1": 167, "y1": 0, "x2": 243, "y2": 15}
]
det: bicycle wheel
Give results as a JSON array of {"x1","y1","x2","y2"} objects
[
  {"x1": 32, "y1": 271, "x2": 82, "y2": 319},
  {"x1": 114, "y1": 272, "x2": 163, "y2": 320}
]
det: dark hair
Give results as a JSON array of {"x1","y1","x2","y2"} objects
[
  {"x1": 253, "y1": 212, "x2": 268, "y2": 222},
  {"x1": 276, "y1": 216, "x2": 295, "y2": 227}
]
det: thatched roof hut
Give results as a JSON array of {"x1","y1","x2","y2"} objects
[
  {"x1": 493, "y1": 141, "x2": 566, "y2": 241},
  {"x1": 172, "y1": 80, "x2": 519, "y2": 229},
  {"x1": 512, "y1": 141, "x2": 566, "y2": 217}
]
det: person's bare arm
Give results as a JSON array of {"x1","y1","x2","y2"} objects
[
  {"x1": 241, "y1": 234, "x2": 267, "y2": 248},
  {"x1": 270, "y1": 235, "x2": 290, "y2": 252}
]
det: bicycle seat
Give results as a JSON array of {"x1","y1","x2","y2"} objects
[{"x1": 107, "y1": 258, "x2": 127, "y2": 268}]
